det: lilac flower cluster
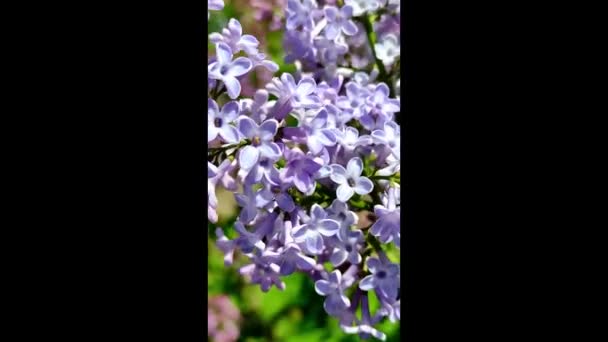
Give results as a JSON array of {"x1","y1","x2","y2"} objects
[
  {"x1": 208, "y1": 295, "x2": 242, "y2": 342},
  {"x1": 208, "y1": 1, "x2": 400, "y2": 340}
]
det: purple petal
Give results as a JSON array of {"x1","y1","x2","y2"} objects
[
  {"x1": 315, "y1": 280, "x2": 333, "y2": 296},
  {"x1": 208, "y1": 125, "x2": 219, "y2": 142},
  {"x1": 316, "y1": 130, "x2": 337, "y2": 146},
  {"x1": 359, "y1": 275, "x2": 375, "y2": 291},
  {"x1": 328, "y1": 270, "x2": 342, "y2": 284},
  {"x1": 215, "y1": 42, "x2": 232, "y2": 65},
  {"x1": 382, "y1": 101, "x2": 400, "y2": 113},
  {"x1": 297, "y1": 77, "x2": 317, "y2": 96},
  {"x1": 329, "y1": 165, "x2": 347, "y2": 184},
  {"x1": 387, "y1": 264, "x2": 400, "y2": 277},
  {"x1": 310, "y1": 204, "x2": 325, "y2": 220},
  {"x1": 346, "y1": 157, "x2": 363, "y2": 178},
  {"x1": 291, "y1": 225, "x2": 308, "y2": 241},
  {"x1": 293, "y1": 172, "x2": 313, "y2": 193},
  {"x1": 294, "y1": 253, "x2": 316, "y2": 270},
  {"x1": 324, "y1": 294, "x2": 349, "y2": 316},
  {"x1": 238, "y1": 117, "x2": 258, "y2": 138},
  {"x1": 307, "y1": 136, "x2": 325, "y2": 155},
  {"x1": 367, "y1": 257, "x2": 381, "y2": 273},
  {"x1": 259, "y1": 119, "x2": 278, "y2": 140},
  {"x1": 239, "y1": 34, "x2": 259, "y2": 47},
  {"x1": 301, "y1": 158, "x2": 323, "y2": 173},
  {"x1": 330, "y1": 249, "x2": 348, "y2": 266},
  {"x1": 208, "y1": 98, "x2": 219, "y2": 115},
  {"x1": 311, "y1": 109, "x2": 328, "y2": 128},
  {"x1": 276, "y1": 193, "x2": 295, "y2": 212},
  {"x1": 305, "y1": 231, "x2": 324, "y2": 254},
  {"x1": 219, "y1": 126, "x2": 239, "y2": 143},
  {"x1": 374, "y1": 83, "x2": 390, "y2": 100},
  {"x1": 354, "y1": 177, "x2": 374, "y2": 195},
  {"x1": 279, "y1": 259, "x2": 296, "y2": 275},
  {"x1": 223, "y1": 75, "x2": 242, "y2": 99},
  {"x1": 324, "y1": 6, "x2": 338, "y2": 21},
  {"x1": 259, "y1": 142, "x2": 281, "y2": 159},
  {"x1": 317, "y1": 219, "x2": 339, "y2": 236},
  {"x1": 227, "y1": 57, "x2": 252, "y2": 77},
  {"x1": 340, "y1": 5, "x2": 354, "y2": 18},
  {"x1": 342, "y1": 20, "x2": 358, "y2": 36},
  {"x1": 238, "y1": 145, "x2": 260, "y2": 170},
  {"x1": 227, "y1": 18, "x2": 242, "y2": 37},
  {"x1": 221, "y1": 101, "x2": 240, "y2": 121},
  {"x1": 324, "y1": 23, "x2": 340, "y2": 40},
  {"x1": 336, "y1": 184, "x2": 354, "y2": 202}
]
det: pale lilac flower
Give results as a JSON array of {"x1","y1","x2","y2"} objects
[
  {"x1": 239, "y1": 249, "x2": 285, "y2": 292},
  {"x1": 208, "y1": 99, "x2": 240, "y2": 143},
  {"x1": 281, "y1": 148, "x2": 322, "y2": 195},
  {"x1": 375, "y1": 34, "x2": 400, "y2": 65},
  {"x1": 286, "y1": 0, "x2": 317, "y2": 31},
  {"x1": 208, "y1": 43, "x2": 253, "y2": 99},
  {"x1": 326, "y1": 199, "x2": 358, "y2": 230},
  {"x1": 209, "y1": 19, "x2": 260, "y2": 56},
  {"x1": 372, "y1": 121, "x2": 400, "y2": 160},
  {"x1": 277, "y1": 243, "x2": 316, "y2": 275},
  {"x1": 266, "y1": 73, "x2": 322, "y2": 110},
  {"x1": 314, "y1": 270, "x2": 351, "y2": 316},
  {"x1": 323, "y1": 5, "x2": 358, "y2": 39},
  {"x1": 329, "y1": 228, "x2": 364, "y2": 266},
  {"x1": 303, "y1": 108, "x2": 338, "y2": 155},
  {"x1": 292, "y1": 204, "x2": 340, "y2": 255},
  {"x1": 235, "y1": 185, "x2": 259, "y2": 224},
  {"x1": 237, "y1": 117, "x2": 281, "y2": 171},
  {"x1": 370, "y1": 187, "x2": 400, "y2": 247},
  {"x1": 208, "y1": 0, "x2": 224, "y2": 11},
  {"x1": 256, "y1": 175, "x2": 296, "y2": 212},
  {"x1": 344, "y1": 0, "x2": 381, "y2": 16},
  {"x1": 314, "y1": 36, "x2": 348, "y2": 65},
  {"x1": 359, "y1": 256, "x2": 400, "y2": 301},
  {"x1": 336, "y1": 82, "x2": 372, "y2": 119},
  {"x1": 336, "y1": 126, "x2": 373, "y2": 152},
  {"x1": 330, "y1": 157, "x2": 374, "y2": 202},
  {"x1": 367, "y1": 83, "x2": 400, "y2": 115},
  {"x1": 341, "y1": 294, "x2": 387, "y2": 341}
]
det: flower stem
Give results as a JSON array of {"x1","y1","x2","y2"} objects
[{"x1": 356, "y1": 14, "x2": 388, "y2": 85}]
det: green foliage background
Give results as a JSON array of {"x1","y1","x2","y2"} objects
[{"x1": 208, "y1": 3, "x2": 400, "y2": 341}]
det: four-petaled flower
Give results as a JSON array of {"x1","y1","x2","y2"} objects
[
  {"x1": 292, "y1": 204, "x2": 340, "y2": 255},
  {"x1": 330, "y1": 157, "x2": 374, "y2": 202},
  {"x1": 208, "y1": 43, "x2": 253, "y2": 99},
  {"x1": 324, "y1": 5, "x2": 358, "y2": 39},
  {"x1": 314, "y1": 270, "x2": 351, "y2": 316},
  {"x1": 359, "y1": 256, "x2": 400, "y2": 302},
  {"x1": 237, "y1": 117, "x2": 281, "y2": 171},
  {"x1": 208, "y1": 99, "x2": 240, "y2": 143}
]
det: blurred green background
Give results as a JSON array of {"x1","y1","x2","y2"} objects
[{"x1": 208, "y1": 2, "x2": 400, "y2": 341}]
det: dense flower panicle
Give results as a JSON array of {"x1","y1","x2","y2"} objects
[{"x1": 208, "y1": 1, "x2": 400, "y2": 339}]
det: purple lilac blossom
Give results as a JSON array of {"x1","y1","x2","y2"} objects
[
  {"x1": 370, "y1": 187, "x2": 400, "y2": 247},
  {"x1": 208, "y1": 43, "x2": 253, "y2": 99},
  {"x1": 359, "y1": 256, "x2": 400, "y2": 302},
  {"x1": 208, "y1": 0, "x2": 401, "y2": 338},
  {"x1": 323, "y1": 5, "x2": 358, "y2": 39},
  {"x1": 292, "y1": 204, "x2": 340, "y2": 254},
  {"x1": 237, "y1": 117, "x2": 281, "y2": 171},
  {"x1": 330, "y1": 157, "x2": 374, "y2": 202},
  {"x1": 208, "y1": 99, "x2": 240, "y2": 143},
  {"x1": 314, "y1": 270, "x2": 351, "y2": 316}
]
